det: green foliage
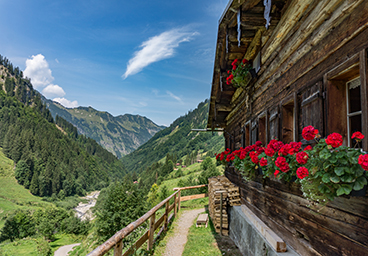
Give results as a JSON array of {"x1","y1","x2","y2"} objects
[
  {"x1": 0, "y1": 210, "x2": 35, "y2": 242},
  {"x1": 94, "y1": 181, "x2": 148, "y2": 244},
  {"x1": 147, "y1": 183, "x2": 159, "y2": 208},
  {"x1": 300, "y1": 142, "x2": 368, "y2": 206}
]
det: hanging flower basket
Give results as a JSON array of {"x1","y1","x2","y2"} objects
[{"x1": 226, "y1": 59, "x2": 254, "y2": 88}]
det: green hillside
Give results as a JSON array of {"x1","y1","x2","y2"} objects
[
  {"x1": 0, "y1": 148, "x2": 52, "y2": 229},
  {"x1": 45, "y1": 99, "x2": 165, "y2": 158},
  {"x1": 0, "y1": 55, "x2": 126, "y2": 197},
  {"x1": 121, "y1": 99, "x2": 224, "y2": 176}
]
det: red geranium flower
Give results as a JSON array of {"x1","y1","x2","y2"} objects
[
  {"x1": 358, "y1": 154, "x2": 368, "y2": 171},
  {"x1": 302, "y1": 126, "x2": 319, "y2": 141},
  {"x1": 279, "y1": 144, "x2": 291, "y2": 156},
  {"x1": 242, "y1": 59, "x2": 249, "y2": 64},
  {"x1": 325, "y1": 132, "x2": 343, "y2": 148},
  {"x1": 231, "y1": 59, "x2": 238, "y2": 66},
  {"x1": 274, "y1": 170, "x2": 280, "y2": 177},
  {"x1": 296, "y1": 167, "x2": 309, "y2": 179},
  {"x1": 352, "y1": 131, "x2": 364, "y2": 142},
  {"x1": 251, "y1": 156, "x2": 259, "y2": 164},
  {"x1": 275, "y1": 157, "x2": 290, "y2": 172},
  {"x1": 296, "y1": 151, "x2": 309, "y2": 165},
  {"x1": 304, "y1": 145, "x2": 312, "y2": 151},
  {"x1": 265, "y1": 147, "x2": 275, "y2": 157},
  {"x1": 288, "y1": 142, "x2": 302, "y2": 155},
  {"x1": 260, "y1": 157, "x2": 267, "y2": 167}
]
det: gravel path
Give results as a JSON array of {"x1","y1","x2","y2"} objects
[
  {"x1": 54, "y1": 243, "x2": 81, "y2": 256},
  {"x1": 163, "y1": 208, "x2": 205, "y2": 256}
]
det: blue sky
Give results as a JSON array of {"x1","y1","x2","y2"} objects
[{"x1": 0, "y1": 0, "x2": 228, "y2": 126}]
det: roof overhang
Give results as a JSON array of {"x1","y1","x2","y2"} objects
[{"x1": 207, "y1": 0, "x2": 285, "y2": 130}]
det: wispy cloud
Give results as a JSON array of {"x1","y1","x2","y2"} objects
[
  {"x1": 123, "y1": 28, "x2": 199, "y2": 79},
  {"x1": 166, "y1": 90, "x2": 182, "y2": 102}
]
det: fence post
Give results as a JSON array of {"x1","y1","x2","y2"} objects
[
  {"x1": 114, "y1": 239, "x2": 123, "y2": 256},
  {"x1": 220, "y1": 192, "x2": 223, "y2": 236},
  {"x1": 148, "y1": 213, "x2": 156, "y2": 251},
  {"x1": 178, "y1": 190, "x2": 181, "y2": 211},
  {"x1": 174, "y1": 193, "x2": 177, "y2": 217},
  {"x1": 164, "y1": 201, "x2": 169, "y2": 231}
]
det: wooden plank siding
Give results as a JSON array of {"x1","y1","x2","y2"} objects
[
  {"x1": 209, "y1": 0, "x2": 368, "y2": 255},
  {"x1": 226, "y1": 167, "x2": 368, "y2": 256}
]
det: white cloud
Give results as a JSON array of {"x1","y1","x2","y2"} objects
[
  {"x1": 24, "y1": 54, "x2": 54, "y2": 89},
  {"x1": 166, "y1": 91, "x2": 182, "y2": 102},
  {"x1": 42, "y1": 84, "x2": 66, "y2": 98},
  {"x1": 24, "y1": 54, "x2": 78, "y2": 107},
  {"x1": 53, "y1": 97, "x2": 79, "y2": 108},
  {"x1": 123, "y1": 28, "x2": 199, "y2": 79}
]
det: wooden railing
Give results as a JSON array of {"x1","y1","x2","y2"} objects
[{"x1": 87, "y1": 184, "x2": 208, "y2": 256}]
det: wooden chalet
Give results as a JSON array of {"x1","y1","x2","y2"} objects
[{"x1": 208, "y1": 0, "x2": 368, "y2": 255}]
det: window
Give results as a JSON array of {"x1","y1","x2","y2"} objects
[
  {"x1": 346, "y1": 77, "x2": 362, "y2": 147},
  {"x1": 327, "y1": 62, "x2": 360, "y2": 146}
]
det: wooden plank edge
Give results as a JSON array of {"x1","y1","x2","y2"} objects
[{"x1": 241, "y1": 204, "x2": 287, "y2": 252}]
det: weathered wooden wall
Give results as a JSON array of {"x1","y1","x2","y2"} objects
[
  {"x1": 226, "y1": 167, "x2": 368, "y2": 256},
  {"x1": 220, "y1": 1, "x2": 368, "y2": 255}
]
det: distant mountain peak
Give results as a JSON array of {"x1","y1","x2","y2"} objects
[{"x1": 45, "y1": 99, "x2": 165, "y2": 158}]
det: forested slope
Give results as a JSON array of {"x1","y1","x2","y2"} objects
[
  {"x1": 0, "y1": 54, "x2": 126, "y2": 197},
  {"x1": 121, "y1": 99, "x2": 224, "y2": 177}
]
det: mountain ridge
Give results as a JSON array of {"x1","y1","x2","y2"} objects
[{"x1": 45, "y1": 99, "x2": 165, "y2": 158}]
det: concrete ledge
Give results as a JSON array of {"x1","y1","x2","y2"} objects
[{"x1": 229, "y1": 206, "x2": 299, "y2": 256}]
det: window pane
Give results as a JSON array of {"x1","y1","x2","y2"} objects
[
  {"x1": 349, "y1": 114, "x2": 362, "y2": 147},
  {"x1": 349, "y1": 85, "x2": 361, "y2": 113}
]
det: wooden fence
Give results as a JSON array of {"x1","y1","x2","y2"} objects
[{"x1": 87, "y1": 184, "x2": 208, "y2": 256}]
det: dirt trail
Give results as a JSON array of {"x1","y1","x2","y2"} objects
[
  {"x1": 163, "y1": 208, "x2": 205, "y2": 256},
  {"x1": 54, "y1": 243, "x2": 80, "y2": 256}
]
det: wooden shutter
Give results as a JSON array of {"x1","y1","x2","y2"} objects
[
  {"x1": 299, "y1": 81, "x2": 324, "y2": 141},
  {"x1": 268, "y1": 106, "x2": 279, "y2": 141},
  {"x1": 251, "y1": 120, "x2": 258, "y2": 144}
]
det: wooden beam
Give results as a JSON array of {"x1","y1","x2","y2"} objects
[
  {"x1": 244, "y1": 28, "x2": 265, "y2": 61},
  {"x1": 261, "y1": 0, "x2": 314, "y2": 63},
  {"x1": 180, "y1": 193, "x2": 208, "y2": 202},
  {"x1": 216, "y1": 104, "x2": 232, "y2": 112},
  {"x1": 261, "y1": 0, "x2": 345, "y2": 80},
  {"x1": 254, "y1": 0, "x2": 366, "y2": 104}
]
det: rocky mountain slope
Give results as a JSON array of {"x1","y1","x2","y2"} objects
[{"x1": 45, "y1": 100, "x2": 165, "y2": 158}]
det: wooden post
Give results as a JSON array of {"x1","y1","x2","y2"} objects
[
  {"x1": 220, "y1": 192, "x2": 223, "y2": 236},
  {"x1": 178, "y1": 190, "x2": 181, "y2": 211},
  {"x1": 174, "y1": 193, "x2": 177, "y2": 217},
  {"x1": 147, "y1": 213, "x2": 155, "y2": 251},
  {"x1": 114, "y1": 239, "x2": 123, "y2": 256},
  {"x1": 164, "y1": 201, "x2": 169, "y2": 231}
]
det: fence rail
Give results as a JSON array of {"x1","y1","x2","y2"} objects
[{"x1": 87, "y1": 184, "x2": 208, "y2": 256}]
